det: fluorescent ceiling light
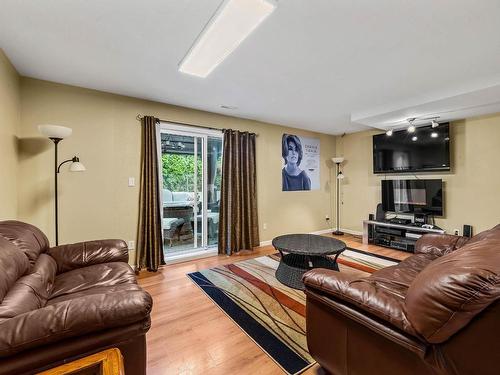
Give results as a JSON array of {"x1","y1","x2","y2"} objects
[{"x1": 179, "y1": 0, "x2": 276, "y2": 78}]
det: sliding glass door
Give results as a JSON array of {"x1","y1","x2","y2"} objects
[{"x1": 160, "y1": 123, "x2": 222, "y2": 260}]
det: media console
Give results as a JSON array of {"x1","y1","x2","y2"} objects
[{"x1": 362, "y1": 220, "x2": 446, "y2": 252}]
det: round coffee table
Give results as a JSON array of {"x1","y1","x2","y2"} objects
[{"x1": 272, "y1": 234, "x2": 346, "y2": 290}]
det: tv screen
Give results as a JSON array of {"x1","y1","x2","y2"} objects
[
  {"x1": 382, "y1": 179, "x2": 443, "y2": 216},
  {"x1": 373, "y1": 123, "x2": 450, "y2": 173}
]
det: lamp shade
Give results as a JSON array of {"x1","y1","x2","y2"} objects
[
  {"x1": 332, "y1": 157, "x2": 344, "y2": 164},
  {"x1": 38, "y1": 124, "x2": 72, "y2": 139},
  {"x1": 69, "y1": 161, "x2": 86, "y2": 172}
]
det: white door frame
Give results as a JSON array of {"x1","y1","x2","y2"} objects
[{"x1": 159, "y1": 122, "x2": 222, "y2": 262}]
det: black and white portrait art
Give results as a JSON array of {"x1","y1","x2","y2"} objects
[{"x1": 282, "y1": 134, "x2": 320, "y2": 191}]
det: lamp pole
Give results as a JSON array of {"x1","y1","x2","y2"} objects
[
  {"x1": 332, "y1": 157, "x2": 345, "y2": 236},
  {"x1": 50, "y1": 138, "x2": 62, "y2": 246},
  {"x1": 39, "y1": 124, "x2": 85, "y2": 247}
]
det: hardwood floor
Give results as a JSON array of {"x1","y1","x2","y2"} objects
[{"x1": 137, "y1": 234, "x2": 410, "y2": 374}]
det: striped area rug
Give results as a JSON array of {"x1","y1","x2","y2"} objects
[{"x1": 187, "y1": 248, "x2": 399, "y2": 375}]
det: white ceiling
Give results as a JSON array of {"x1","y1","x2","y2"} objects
[{"x1": 1, "y1": 0, "x2": 500, "y2": 135}]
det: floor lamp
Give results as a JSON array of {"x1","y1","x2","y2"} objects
[
  {"x1": 332, "y1": 157, "x2": 345, "y2": 235},
  {"x1": 39, "y1": 125, "x2": 86, "y2": 246}
]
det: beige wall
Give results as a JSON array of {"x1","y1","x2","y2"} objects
[
  {"x1": 0, "y1": 49, "x2": 20, "y2": 219},
  {"x1": 18, "y1": 78, "x2": 336, "y2": 261},
  {"x1": 335, "y1": 114, "x2": 500, "y2": 235}
]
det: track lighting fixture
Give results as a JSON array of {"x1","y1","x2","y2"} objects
[
  {"x1": 407, "y1": 118, "x2": 416, "y2": 133},
  {"x1": 386, "y1": 129, "x2": 393, "y2": 136},
  {"x1": 431, "y1": 120, "x2": 439, "y2": 128}
]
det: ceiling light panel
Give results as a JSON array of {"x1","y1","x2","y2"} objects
[{"x1": 179, "y1": 0, "x2": 276, "y2": 78}]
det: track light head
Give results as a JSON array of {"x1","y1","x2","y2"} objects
[
  {"x1": 408, "y1": 125, "x2": 416, "y2": 133},
  {"x1": 386, "y1": 129, "x2": 393, "y2": 136},
  {"x1": 431, "y1": 120, "x2": 439, "y2": 128}
]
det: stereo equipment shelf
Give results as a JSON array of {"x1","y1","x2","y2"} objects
[{"x1": 362, "y1": 220, "x2": 446, "y2": 252}]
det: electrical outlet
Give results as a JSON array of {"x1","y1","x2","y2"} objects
[
  {"x1": 128, "y1": 177, "x2": 135, "y2": 187},
  {"x1": 325, "y1": 215, "x2": 330, "y2": 221},
  {"x1": 127, "y1": 240, "x2": 135, "y2": 250},
  {"x1": 263, "y1": 223, "x2": 267, "y2": 230},
  {"x1": 454, "y1": 229, "x2": 460, "y2": 236}
]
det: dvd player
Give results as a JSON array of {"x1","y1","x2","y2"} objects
[
  {"x1": 376, "y1": 227, "x2": 405, "y2": 236},
  {"x1": 388, "y1": 218, "x2": 412, "y2": 225}
]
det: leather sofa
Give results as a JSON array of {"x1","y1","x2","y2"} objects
[
  {"x1": 303, "y1": 224, "x2": 500, "y2": 375},
  {"x1": 0, "y1": 220, "x2": 152, "y2": 375}
]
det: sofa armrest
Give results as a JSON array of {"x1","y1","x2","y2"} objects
[
  {"x1": 305, "y1": 290, "x2": 428, "y2": 357},
  {"x1": 415, "y1": 234, "x2": 469, "y2": 257},
  {"x1": 0, "y1": 290, "x2": 152, "y2": 357},
  {"x1": 48, "y1": 239, "x2": 128, "y2": 274},
  {"x1": 303, "y1": 269, "x2": 417, "y2": 336}
]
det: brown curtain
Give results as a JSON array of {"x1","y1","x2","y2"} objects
[
  {"x1": 136, "y1": 116, "x2": 164, "y2": 271},
  {"x1": 218, "y1": 129, "x2": 259, "y2": 255}
]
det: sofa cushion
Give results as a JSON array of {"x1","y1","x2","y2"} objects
[
  {"x1": 0, "y1": 289, "x2": 152, "y2": 357},
  {"x1": 0, "y1": 221, "x2": 50, "y2": 265},
  {"x1": 47, "y1": 239, "x2": 128, "y2": 274},
  {"x1": 47, "y1": 283, "x2": 143, "y2": 305},
  {"x1": 0, "y1": 238, "x2": 30, "y2": 303},
  {"x1": 406, "y1": 227, "x2": 500, "y2": 344},
  {"x1": 49, "y1": 262, "x2": 137, "y2": 301},
  {"x1": 369, "y1": 253, "x2": 439, "y2": 298},
  {"x1": 0, "y1": 254, "x2": 57, "y2": 320},
  {"x1": 163, "y1": 217, "x2": 180, "y2": 230},
  {"x1": 303, "y1": 269, "x2": 418, "y2": 337},
  {"x1": 163, "y1": 189, "x2": 173, "y2": 202},
  {"x1": 172, "y1": 191, "x2": 193, "y2": 202}
]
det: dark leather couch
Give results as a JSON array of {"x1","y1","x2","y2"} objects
[
  {"x1": 0, "y1": 220, "x2": 152, "y2": 375},
  {"x1": 303, "y1": 224, "x2": 500, "y2": 375}
]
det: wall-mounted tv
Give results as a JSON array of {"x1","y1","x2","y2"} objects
[
  {"x1": 373, "y1": 123, "x2": 450, "y2": 173},
  {"x1": 382, "y1": 179, "x2": 443, "y2": 216}
]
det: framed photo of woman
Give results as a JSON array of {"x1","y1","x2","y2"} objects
[{"x1": 282, "y1": 134, "x2": 320, "y2": 191}]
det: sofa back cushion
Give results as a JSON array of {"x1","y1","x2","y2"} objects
[
  {"x1": 406, "y1": 225, "x2": 500, "y2": 344},
  {"x1": 0, "y1": 238, "x2": 30, "y2": 303},
  {"x1": 0, "y1": 254, "x2": 57, "y2": 320},
  {"x1": 0, "y1": 221, "x2": 49, "y2": 265},
  {"x1": 163, "y1": 189, "x2": 173, "y2": 202}
]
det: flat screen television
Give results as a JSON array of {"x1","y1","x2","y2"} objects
[
  {"x1": 382, "y1": 179, "x2": 443, "y2": 216},
  {"x1": 373, "y1": 123, "x2": 450, "y2": 173}
]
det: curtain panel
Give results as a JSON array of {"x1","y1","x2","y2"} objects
[
  {"x1": 218, "y1": 129, "x2": 259, "y2": 255},
  {"x1": 136, "y1": 115, "x2": 164, "y2": 271}
]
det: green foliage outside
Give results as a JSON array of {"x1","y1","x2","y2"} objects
[
  {"x1": 162, "y1": 154, "x2": 222, "y2": 192},
  {"x1": 162, "y1": 154, "x2": 201, "y2": 192}
]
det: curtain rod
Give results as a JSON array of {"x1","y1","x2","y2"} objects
[{"x1": 136, "y1": 114, "x2": 258, "y2": 136}]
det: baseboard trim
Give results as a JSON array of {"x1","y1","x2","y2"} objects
[
  {"x1": 259, "y1": 228, "x2": 336, "y2": 247},
  {"x1": 340, "y1": 228, "x2": 363, "y2": 236},
  {"x1": 165, "y1": 248, "x2": 218, "y2": 265},
  {"x1": 259, "y1": 239, "x2": 273, "y2": 247},
  {"x1": 259, "y1": 227, "x2": 363, "y2": 247}
]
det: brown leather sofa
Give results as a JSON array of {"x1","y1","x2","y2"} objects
[
  {"x1": 0, "y1": 220, "x2": 152, "y2": 375},
  {"x1": 303, "y1": 224, "x2": 500, "y2": 375}
]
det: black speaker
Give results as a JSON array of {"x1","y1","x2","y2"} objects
[
  {"x1": 463, "y1": 225, "x2": 473, "y2": 238},
  {"x1": 414, "y1": 213, "x2": 428, "y2": 225},
  {"x1": 368, "y1": 214, "x2": 374, "y2": 241},
  {"x1": 376, "y1": 203, "x2": 385, "y2": 221}
]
